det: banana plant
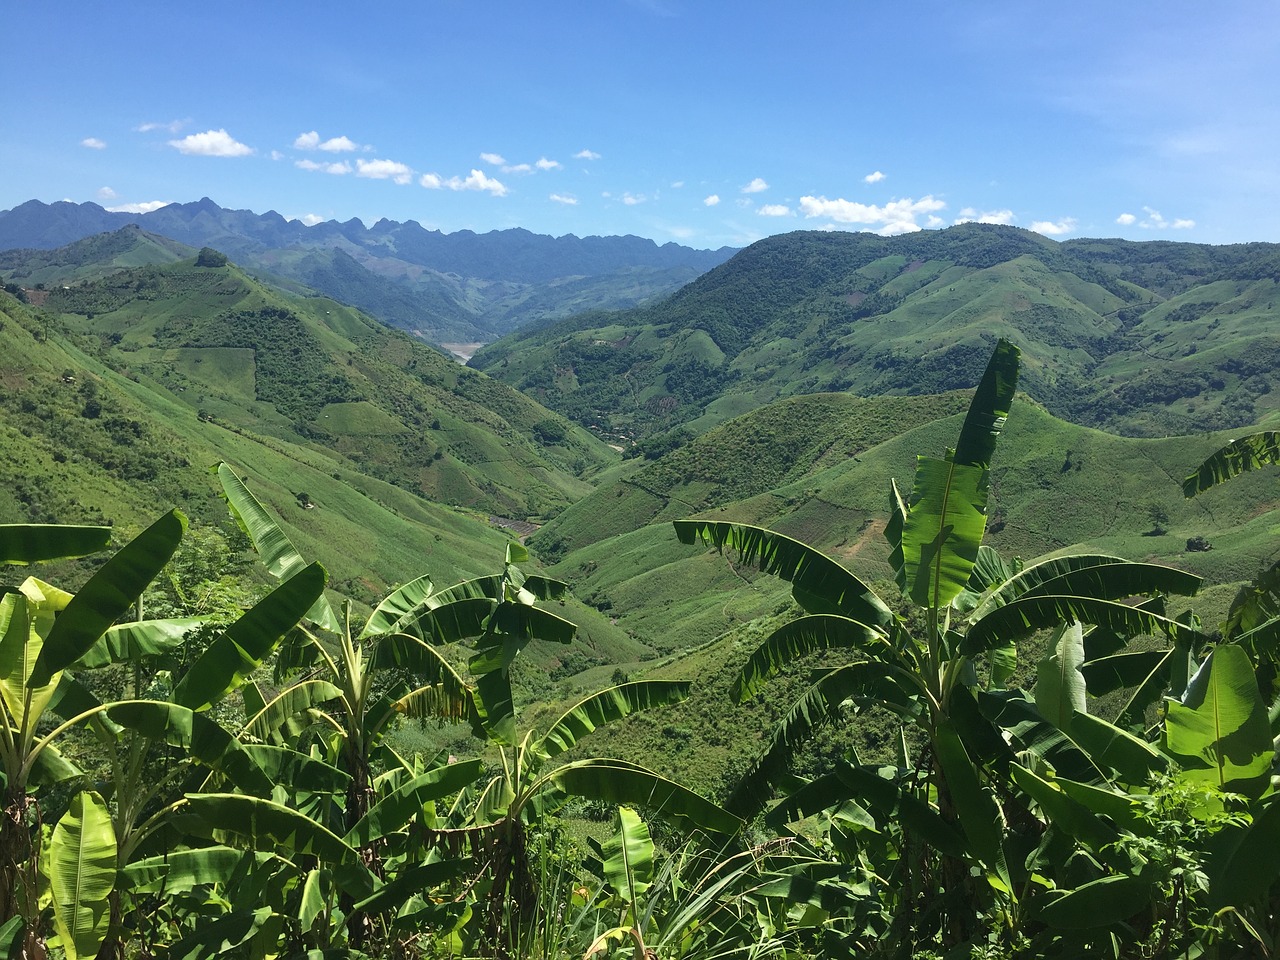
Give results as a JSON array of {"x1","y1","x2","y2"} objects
[{"x1": 678, "y1": 339, "x2": 1207, "y2": 950}]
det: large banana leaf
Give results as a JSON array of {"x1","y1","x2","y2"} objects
[
  {"x1": 535, "y1": 680, "x2": 691, "y2": 761},
  {"x1": 602, "y1": 806, "x2": 654, "y2": 901},
  {"x1": 106, "y1": 700, "x2": 274, "y2": 796},
  {"x1": 1165, "y1": 644, "x2": 1271, "y2": 797},
  {"x1": 239, "y1": 744, "x2": 351, "y2": 794},
  {"x1": 1009, "y1": 764, "x2": 1128, "y2": 866},
  {"x1": 242, "y1": 679, "x2": 342, "y2": 744},
  {"x1": 952, "y1": 337, "x2": 1020, "y2": 470},
  {"x1": 1183, "y1": 431, "x2": 1280, "y2": 497},
  {"x1": 0, "y1": 589, "x2": 62, "y2": 739},
  {"x1": 0, "y1": 523, "x2": 111, "y2": 565},
  {"x1": 1069, "y1": 711, "x2": 1169, "y2": 784},
  {"x1": 48, "y1": 789, "x2": 116, "y2": 960},
  {"x1": 898, "y1": 458, "x2": 990, "y2": 609},
  {"x1": 1222, "y1": 557, "x2": 1280, "y2": 643},
  {"x1": 33, "y1": 509, "x2": 186, "y2": 685},
  {"x1": 121, "y1": 847, "x2": 284, "y2": 894},
  {"x1": 183, "y1": 793, "x2": 376, "y2": 897},
  {"x1": 165, "y1": 907, "x2": 282, "y2": 960},
  {"x1": 731, "y1": 615, "x2": 891, "y2": 703},
  {"x1": 172, "y1": 562, "x2": 326, "y2": 711},
  {"x1": 529, "y1": 758, "x2": 743, "y2": 840},
  {"x1": 1035, "y1": 623, "x2": 1087, "y2": 734},
  {"x1": 75, "y1": 617, "x2": 205, "y2": 669},
  {"x1": 217, "y1": 462, "x2": 338, "y2": 632},
  {"x1": 963, "y1": 594, "x2": 1205, "y2": 656},
  {"x1": 1017, "y1": 561, "x2": 1200, "y2": 606},
  {"x1": 1207, "y1": 793, "x2": 1280, "y2": 909},
  {"x1": 969, "y1": 554, "x2": 1128, "y2": 621},
  {"x1": 674, "y1": 520, "x2": 892, "y2": 626},
  {"x1": 343, "y1": 760, "x2": 483, "y2": 847},
  {"x1": 359, "y1": 574, "x2": 434, "y2": 639},
  {"x1": 1038, "y1": 874, "x2": 1152, "y2": 931}
]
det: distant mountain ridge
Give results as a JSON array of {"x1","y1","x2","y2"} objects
[
  {"x1": 472, "y1": 224, "x2": 1280, "y2": 441},
  {"x1": 0, "y1": 198, "x2": 736, "y2": 342}
]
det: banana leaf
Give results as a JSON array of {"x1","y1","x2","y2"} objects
[
  {"x1": 732, "y1": 615, "x2": 890, "y2": 703},
  {"x1": 536, "y1": 681, "x2": 691, "y2": 761},
  {"x1": 75, "y1": 617, "x2": 205, "y2": 669},
  {"x1": 1184, "y1": 431, "x2": 1280, "y2": 497},
  {"x1": 674, "y1": 520, "x2": 892, "y2": 627},
  {"x1": 48, "y1": 790, "x2": 116, "y2": 960},
  {"x1": 602, "y1": 806, "x2": 654, "y2": 901},
  {"x1": 33, "y1": 510, "x2": 186, "y2": 685},
  {"x1": 0, "y1": 523, "x2": 111, "y2": 565}
]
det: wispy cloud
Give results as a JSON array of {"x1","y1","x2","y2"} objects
[
  {"x1": 955, "y1": 207, "x2": 1016, "y2": 225},
  {"x1": 106, "y1": 200, "x2": 171, "y2": 214},
  {"x1": 703, "y1": 194, "x2": 721, "y2": 206},
  {"x1": 864, "y1": 170, "x2": 886, "y2": 183},
  {"x1": 420, "y1": 169, "x2": 508, "y2": 196},
  {"x1": 96, "y1": 187, "x2": 117, "y2": 200},
  {"x1": 741, "y1": 177, "x2": 769, "y2": 194},
  {"x1": 169, "y1": 129, "x2": 254, "y2": 157},
  {"x1": 574, "y1": 149, "x2": 601, "y2": 160},
  {"x1": 536, "y1": 157, "x2": 562, "y2": 171},
  {"x1": 136, "y1": 119, "x2": 187, "y2": 134},
  {"x1": 549, "y1": 193, "x2": 578, "y2": 205},
  {"x1": 355, "y1": 158, "x2": 413, "y2": 184},
  {"x1": 296, "y1": 159, "x2": 352, "y2": 175},
  {"x1": 622, "y1": 192, "x2": 646, "y2": 205},
  {"x1": 758, "y1": 204, "x2": 792, "y2": 217},
  {"x1": 480, "y1": 152, "x2": 506, "y2": 166},
  {"x1": 798, "y1": 195, "x2": 946, "y2": 236},
  {"x1": 1030, "y1": 217, "x2": 1077, "y2": 236},
  {"x1": 81, "y1": 137, "x2": 107, "y2": 150}
]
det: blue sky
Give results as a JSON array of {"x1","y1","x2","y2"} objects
[{"x1": 5, "y1": 1, "x2": 1278, "y2": 249}]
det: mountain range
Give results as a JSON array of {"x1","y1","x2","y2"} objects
[
  {"x1": 0, "y1": 198, "x2": 736, "y2": 344},
  {"x1": 472, "y1": 224, "x2": 1280, "y2": 442}
]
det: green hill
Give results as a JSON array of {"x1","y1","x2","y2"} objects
[{"x1": 472, "y1": 225, "x2": 1280, "y2": 443}]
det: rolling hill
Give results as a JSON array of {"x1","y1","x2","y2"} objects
[{"x1": 471, "y1": 224, "x2": 1280, "y2": 443}]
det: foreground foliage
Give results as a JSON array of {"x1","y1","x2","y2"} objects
[{"x1": 5, "y1": 338, "x2": 1280, "y2": 958}]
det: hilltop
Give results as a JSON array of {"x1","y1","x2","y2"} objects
[
  {"x1": 0, "y1": 198, "x2": 735, "y2": 343},
  {"x1": 472, "y1": 224, "x2": 1280, "y2": 443}
]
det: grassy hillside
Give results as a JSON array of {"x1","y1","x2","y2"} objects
[
  {"x1": 472, "y1": 225, "x2": 1280, "y2": 443},
  {"x1": 536, "y1": 393, "x2": 1280, "y2": 660},
  {"x1": 22, "y1": 249, "x2": 616, "y2": 520}
]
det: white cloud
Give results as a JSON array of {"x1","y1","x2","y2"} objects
[
  {"x1": 798, "y1": 194, "x2": 947, "y2": 236},
  {"x1": 355, "y1": 158, "x2": 414, "y2": 184},
  {"x1": 480, "y1": 152, "x2": 506, "y2": 166},
  {"x1": 741, "y1": 177, "x2": 769, "y2": 194},
  {"x1": 671, "y1": 180, "x2": 684, "y2": 188},
  {"x1": 81, "y1": 137, "x2": 107, "y2": 150},
  {"x1": 96, "y1": 186, "x2": 117, "y2": 201},
  {"x1": 169, "y1": 129, "x2": 254, "y2": 157},
  {"x1": 295, "y1": 213, "x2": 325, "y2": 226},
  {"x1": 297, "y1": 159, "x2": 352, "y2": 175},
  {"x1": 622, "y1": 192, "x2": 646, "y2": 205},
  {"x1": 136, "y1": 119, "x2": 187, "y2": 134},
  {"x1": 574, "y1": 149, "x2": 601, "y2": 160},
  {"x1": 420, "y1": 169, "x2": 508, "y2": 196},
  {"x1": 1030, "y1": 217, "x2": 1078, "y2": 236},
  {"x1": 106, "y1": 200, "x2": 171, "y2": 214},
  {"x1": 270, "y1": 150, "x2": 285, "y2": 161},
  {"x1": 864, "y1": 170, "x2": 886, "y2": 184},
  {"x1": 296, "y1": 131, "x2": 361, "y2": 152},
  {"x1": 704, "y1": 194, "x2": 721, "y2": 206},
  {"x1": 550, "y1": 193, "x2": 578, "y2": 205},
  {"x1": 318, "y1": 135, "x2": 358, "y2": 152},
  {"x1": 505, "y1": 163, "x2": 533, "y2": 174},
  {"x1": 954, "y1": 208, "x2": 1016, "y2": 225},
  {"x1": 1122, "y1": 207, "x2": 1196, "y2": 230},
  {"x1": 536, "y1": 157, "x2": 562, "y2": 171},
  {"x1": 758, "y1": 204, "x2": 792, "y2": 217}
]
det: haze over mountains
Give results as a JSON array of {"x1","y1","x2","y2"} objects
[{"x1": 0, "y1": 198, "x2": 735, "y2": 344}]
